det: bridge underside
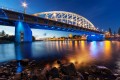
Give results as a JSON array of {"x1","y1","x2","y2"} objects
[
  {"x1": 0, "y1": 19, "x2": 104, "y2": 42},
  {"x1": 0, "y1": 21, "x2": 104, "y2": 42}
]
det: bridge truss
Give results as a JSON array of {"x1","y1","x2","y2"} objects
[{"x1": 34, "y1": 11, "x2": 97, "y2": 31}]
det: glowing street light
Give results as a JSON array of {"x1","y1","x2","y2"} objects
[
  {"x1": 53, "y1": 13, "x2": 56, "y2": 16},
  {"x1": 22, "y1": 1, "x2": 27, "y2": 14}
]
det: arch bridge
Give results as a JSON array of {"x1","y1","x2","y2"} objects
[
  {"x1": 0, "y1": 9, "x2": 104, "y2": 42},
  {"x1": 34, "y1": 11, "x2": 96, "y2": 30}
]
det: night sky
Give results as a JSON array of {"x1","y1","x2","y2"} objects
[{"x1": 0, "y1": 0, "x2": 120, "y2": 37}]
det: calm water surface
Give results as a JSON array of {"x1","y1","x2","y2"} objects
[{"x1": 0, "y1": 41, "x2": 120, "y2": 73}]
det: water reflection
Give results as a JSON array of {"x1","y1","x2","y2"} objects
[
  {"x1": 104, "y1": 41, "x2": 112, "y2": 61},
  {"x1": 81, "y1": 41, "x2": 85, "y2": 50},
  {"x1": 68, "y1": 41, "x2": 93, "y2": 68},
  {"x1": 90, "y1": 41, "x2": 98, "y2": 57},
  {"x1": 0, "y1": 44, "x2": 15, "y2": 62},
  {"x1": 15, "y1": 43, "x2": 32, "y2": 60},
  {"x1": 0, "y1": 41, "x2": 120, "y2": 73}
]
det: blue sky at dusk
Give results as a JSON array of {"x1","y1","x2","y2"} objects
[{"x1": 0, "y1": 0, "x2": 120, "y2": 38}]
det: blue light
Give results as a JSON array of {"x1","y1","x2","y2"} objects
[
  {"x1": 51, "y1": 26, "x2": 55, "y2": 29},
  {"x1": 36, "y1": 24, "x2": 39, "y2": 26},
  {"x1": 87, "y1": 34, "x2": 105, "y2": 41},
  {"x1": 15, "y1": 21, "x2": 32, "y2": 42},
  {"x1": 67, "y1": 29, "x2": 71, "y2": 31},
  {"x1": 44, "y1": 26, "x2": 48, "y2": 28},
  {"x1": 57, "y1": 28, "x2": 60, "y2": 29},
  {"x1": 90, "y1": 41, "x2": 98, "y2": 57},
  {"x1": 91, "y1": 35, "x2": 95, "y2": 36},
  {"x1": 16, "y1": 62, "x2": 23, "y2": 73}
]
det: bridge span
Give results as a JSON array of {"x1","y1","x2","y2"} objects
[{"x1": 0, "y1": 8, "x2": 104, "y2": 42}]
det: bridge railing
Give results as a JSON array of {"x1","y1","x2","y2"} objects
[{"x1": 0, "y1": 6, "x2": 33, "y2": 15}]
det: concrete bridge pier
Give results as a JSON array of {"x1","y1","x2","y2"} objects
[
  {"x1": 87, "y1": 34, "x2": 105, "y2": 41},
  {"x1": 15, "y1": 21, "x2": 32, "y2": 42}
]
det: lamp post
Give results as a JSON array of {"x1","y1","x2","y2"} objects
[{"x1": 22, "y1": 1, "x2": 27, "y2": 14}]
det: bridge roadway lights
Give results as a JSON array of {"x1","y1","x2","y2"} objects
[
  {"x1": 87, "y1": 34, "x2": 105, "y2": 41},
  {"x1": 15, "y1": 21, "x2": 32, "y2": 42}
]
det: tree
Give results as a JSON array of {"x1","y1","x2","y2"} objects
[
  {"x1": 118, "y1": 27, "x2": 120, "y2": 35},
  {"x1": 109, "y1": 28, "x2": 112, "y2": 36},
  {"x1": 1, "y1": 30, "x2": 5, "y2": 36}
]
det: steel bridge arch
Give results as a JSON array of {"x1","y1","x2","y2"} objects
[{"x1": 34, "y1": 11, "x2": 97, "y2": 30}]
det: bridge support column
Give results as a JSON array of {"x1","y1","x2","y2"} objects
[
  {"x1": 15, "y1": 21, "x2": 32, "y2": 42},
  {"x1": 87, "y1": 34, "x2": 105, "y2": 41}
]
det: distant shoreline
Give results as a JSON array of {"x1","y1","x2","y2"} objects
[
  {"x1": 0, "y1": 40, "x2": 14, "y2": 44},
  {"x1": 0, "y1": 39, "x2": 119, "y2": 44}
]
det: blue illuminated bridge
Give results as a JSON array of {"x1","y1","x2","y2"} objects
[{"x1": 0, "y1": 9, "x2": 104, "y2": 42}]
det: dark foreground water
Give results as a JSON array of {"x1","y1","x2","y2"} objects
[{"x1": 0, "y1": 41, "x2": 120, "y2": 74}]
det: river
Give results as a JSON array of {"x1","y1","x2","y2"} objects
[{"x1": 0, "y1": 41, "x2": 120, "y2": 74}]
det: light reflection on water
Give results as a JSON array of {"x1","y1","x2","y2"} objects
[{"x1": 0, "y1": 41, "x2": 120, "y2": 73}]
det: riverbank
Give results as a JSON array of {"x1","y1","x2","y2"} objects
[
  {"x1": 0, "y1": 36, "x2": 15, "y2": 44},
  {"x1": 0, "y1": 59, "x2": 120, "y2": 80}
]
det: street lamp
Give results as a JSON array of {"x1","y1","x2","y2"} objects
[{"x1": 22, "y1": 1, "x2": 27, "y2": 14}]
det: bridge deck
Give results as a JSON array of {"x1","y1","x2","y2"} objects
[{"x1": 0, "y1": 9, "x2": 103, "y2": 34}]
